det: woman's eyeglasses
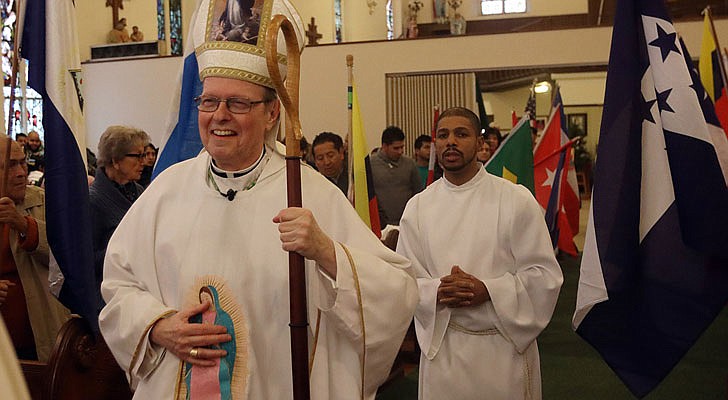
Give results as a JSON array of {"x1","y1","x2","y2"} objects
[{"x1": 124, "y1": 153, "x2": 145, "y2": 161}]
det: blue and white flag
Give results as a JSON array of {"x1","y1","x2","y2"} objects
[
  {"x1": 572, "y1": 0, "x2": 728, "y2": 397},
  {"x1": 153, "y1": 1, "x2": 204, "y2": 178},
  {"x1": 22, "y1": 0, "x2": 101, "y2": 328}
]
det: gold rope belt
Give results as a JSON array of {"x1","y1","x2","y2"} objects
[{"x1": 447, "y1": 321, "x2": 500, "y2": 336}]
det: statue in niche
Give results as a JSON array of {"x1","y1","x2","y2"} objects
[
  {"x1": 107, "y1": 17, "x2": 131, "y2": 43},
  {"x1": 130, "y1": 26, "x2": 144, "y2": 42},
  {"x1": 406, "y1": 16, "x2": 419, "y2": 39}
]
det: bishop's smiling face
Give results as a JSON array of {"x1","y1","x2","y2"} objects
[{"x1": 198, "y1": 77, "x2": 279, "y2": 171}]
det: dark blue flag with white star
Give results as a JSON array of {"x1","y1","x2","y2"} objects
[{"x1": 572, "y1": 0, "x2": 728, "y2": 397}]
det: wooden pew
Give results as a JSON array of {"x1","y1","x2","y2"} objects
[{"x1": 20, "y1": 316, "x2": 132, "y2": 400}]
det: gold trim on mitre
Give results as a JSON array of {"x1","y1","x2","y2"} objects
[{"x1": 193, "y1": 0, "x2": 304, "y2": 89}]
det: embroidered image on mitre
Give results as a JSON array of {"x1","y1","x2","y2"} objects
[{"x1": 192, "y1": 0, "x2": 304, "y2": 89}]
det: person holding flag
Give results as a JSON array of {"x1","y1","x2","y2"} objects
[
  {"x1": 98, "y1": 1, "x2": 417, "y2": 399},
  {"x1": 397, "y1": 106, "x2": 562, "y2": 400},
  {"x1": 0, "y1": 140, "x2": 69, "y2": 362}
]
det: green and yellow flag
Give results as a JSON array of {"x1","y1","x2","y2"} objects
[{"x1": 484, "y1": 117, "x2": 535, "y2": 194}]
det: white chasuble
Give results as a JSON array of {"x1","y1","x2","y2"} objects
[{"x1": 99, "y1": 148, "x2": 418, "y2": 399}]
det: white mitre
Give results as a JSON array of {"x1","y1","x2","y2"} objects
[{"x1": 191, "y1": 0, "x2": 305, "y2": 152}]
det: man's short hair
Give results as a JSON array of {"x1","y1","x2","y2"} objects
[
  {"x1": 414, "y1": 134, "x2": 431, "y2": 150},
  {"x1": 312, "y1": 132, "x2": 344, "y2": 156},
  {"x1": 262, "y1": 86, "x2": 278, "y2": 102},
  {"x1": 15, "y1": 133, "x2": 27, "y2": 139},
  {"x1": 438, "y1": 107, "x2": 481, "y2": 134},
  {"x1": 381, "y1": 126, "x2": 405, "y2": 145}
]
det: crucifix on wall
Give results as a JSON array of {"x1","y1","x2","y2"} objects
[
  {"x1": 305, "y1": 17, "x2": 322, "y2": 46},
  {"x1": 106, "y1": 0, "x2": 125, "y2": 27}
]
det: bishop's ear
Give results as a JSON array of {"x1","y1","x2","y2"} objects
[{"x1": 265, "y1": 99, "x2": 281, "y2": 131}]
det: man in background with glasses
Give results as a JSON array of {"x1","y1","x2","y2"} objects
[{"x1": 99, "y1": 1, "x2": 417, "y2": 398}]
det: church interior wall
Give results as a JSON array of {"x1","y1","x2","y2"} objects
[
  {"x1": 342, "y1": 1, "x2": 390, "y2": 42},
  {"x1": 403, "y1": 0, "x2": 588, "y2": 26},
  {"x1": 297, "y1": 25, "x2": 616, "y2": 149},
  {"x1": 483, "y1": 88, "x2": 555, "y2": 129},
  {"x1": 292, "y1": 2, "x2": 336, "y2": 44},
  {"x1": 84, "y1": 56, "x2": 184, "y2": 152},
  {"x1": 76, "y1": 0, "x2": 158, "y2": 62},
  {"x1": 77, "y1": 3, "x2": 721, "y2": 154}
]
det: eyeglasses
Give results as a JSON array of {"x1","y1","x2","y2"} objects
[
  {"x1": 194, "y1": 96, "x2": 268, "y2": 114},
  {"x1": 124, "y1": 153, "x2": 145, "y2": 161}
]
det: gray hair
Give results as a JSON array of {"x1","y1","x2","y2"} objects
[{"x1": 97, "y1": 125, "x2": 150, "y2": 168}]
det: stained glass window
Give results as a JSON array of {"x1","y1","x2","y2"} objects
[
  {"x1": 157, "y1": 0, "x2": 165, "y2": 40},
  {"x1": 334, "y1": 0, "x2": 342, "y2": 43},
  {"x1": 169, "y1": 0, "x2": 182, "y2": 55},
  {"x1": 386, "y1": 0, "x2": 393, "y2": 40},
  {"x1": 2, "y1": 0, "x2": 16, "y2": 85},
  {"x1": 1, "y1": 0, "x2": 43, "y2": 139}
]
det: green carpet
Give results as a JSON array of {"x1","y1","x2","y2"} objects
[{"x1": 377, "y1": 254, "x2": 728, "y2": 399}]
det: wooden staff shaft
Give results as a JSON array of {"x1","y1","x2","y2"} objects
[
  {"x1": 265, "y1": 15, "x2": 310, "y2": 400},
  {"x1": 285, "y1": 157, "x2": 308, "y2": 399},
  {"x1": 3, "y1": 0, "x2": 24, "y2": 198}
]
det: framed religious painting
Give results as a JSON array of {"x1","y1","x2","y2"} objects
[{"x1": 567, "y1": 113, "x2": 587, "y2": 138}]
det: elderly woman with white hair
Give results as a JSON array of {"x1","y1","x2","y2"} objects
[{"x1": 89, "y1": 126, "x2": 150, "y2": 310}]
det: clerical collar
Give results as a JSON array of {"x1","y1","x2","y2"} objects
[
  {"x1": 210, "y1": 147, "x2": 266, "y2": 178},
  {"x1": 207, "y1": 148, "x2": 269, "y2": 201}
]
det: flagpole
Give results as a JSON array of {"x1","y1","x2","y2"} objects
[
  {"x1": 534, "y1": 136, "x2": 581, "y2": 167},
  {"x1": 346, "y1": 54, "x2": 354, "y2": 204},
  {"x1": 3, "y1": 0, "x2": 24, "y2": 198},
  {"x1": 704, "y1": 6, "x2": 728, "y2": 98},
  {"x1": 265, "y1": 15, "x2": 310, "y2": 400},
  {"x1": 6, "y1": 0, "x2": 25, "y2": 139},
  {"x1": 426, "y1": 105, "x2": 439, "y2": 186}
]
